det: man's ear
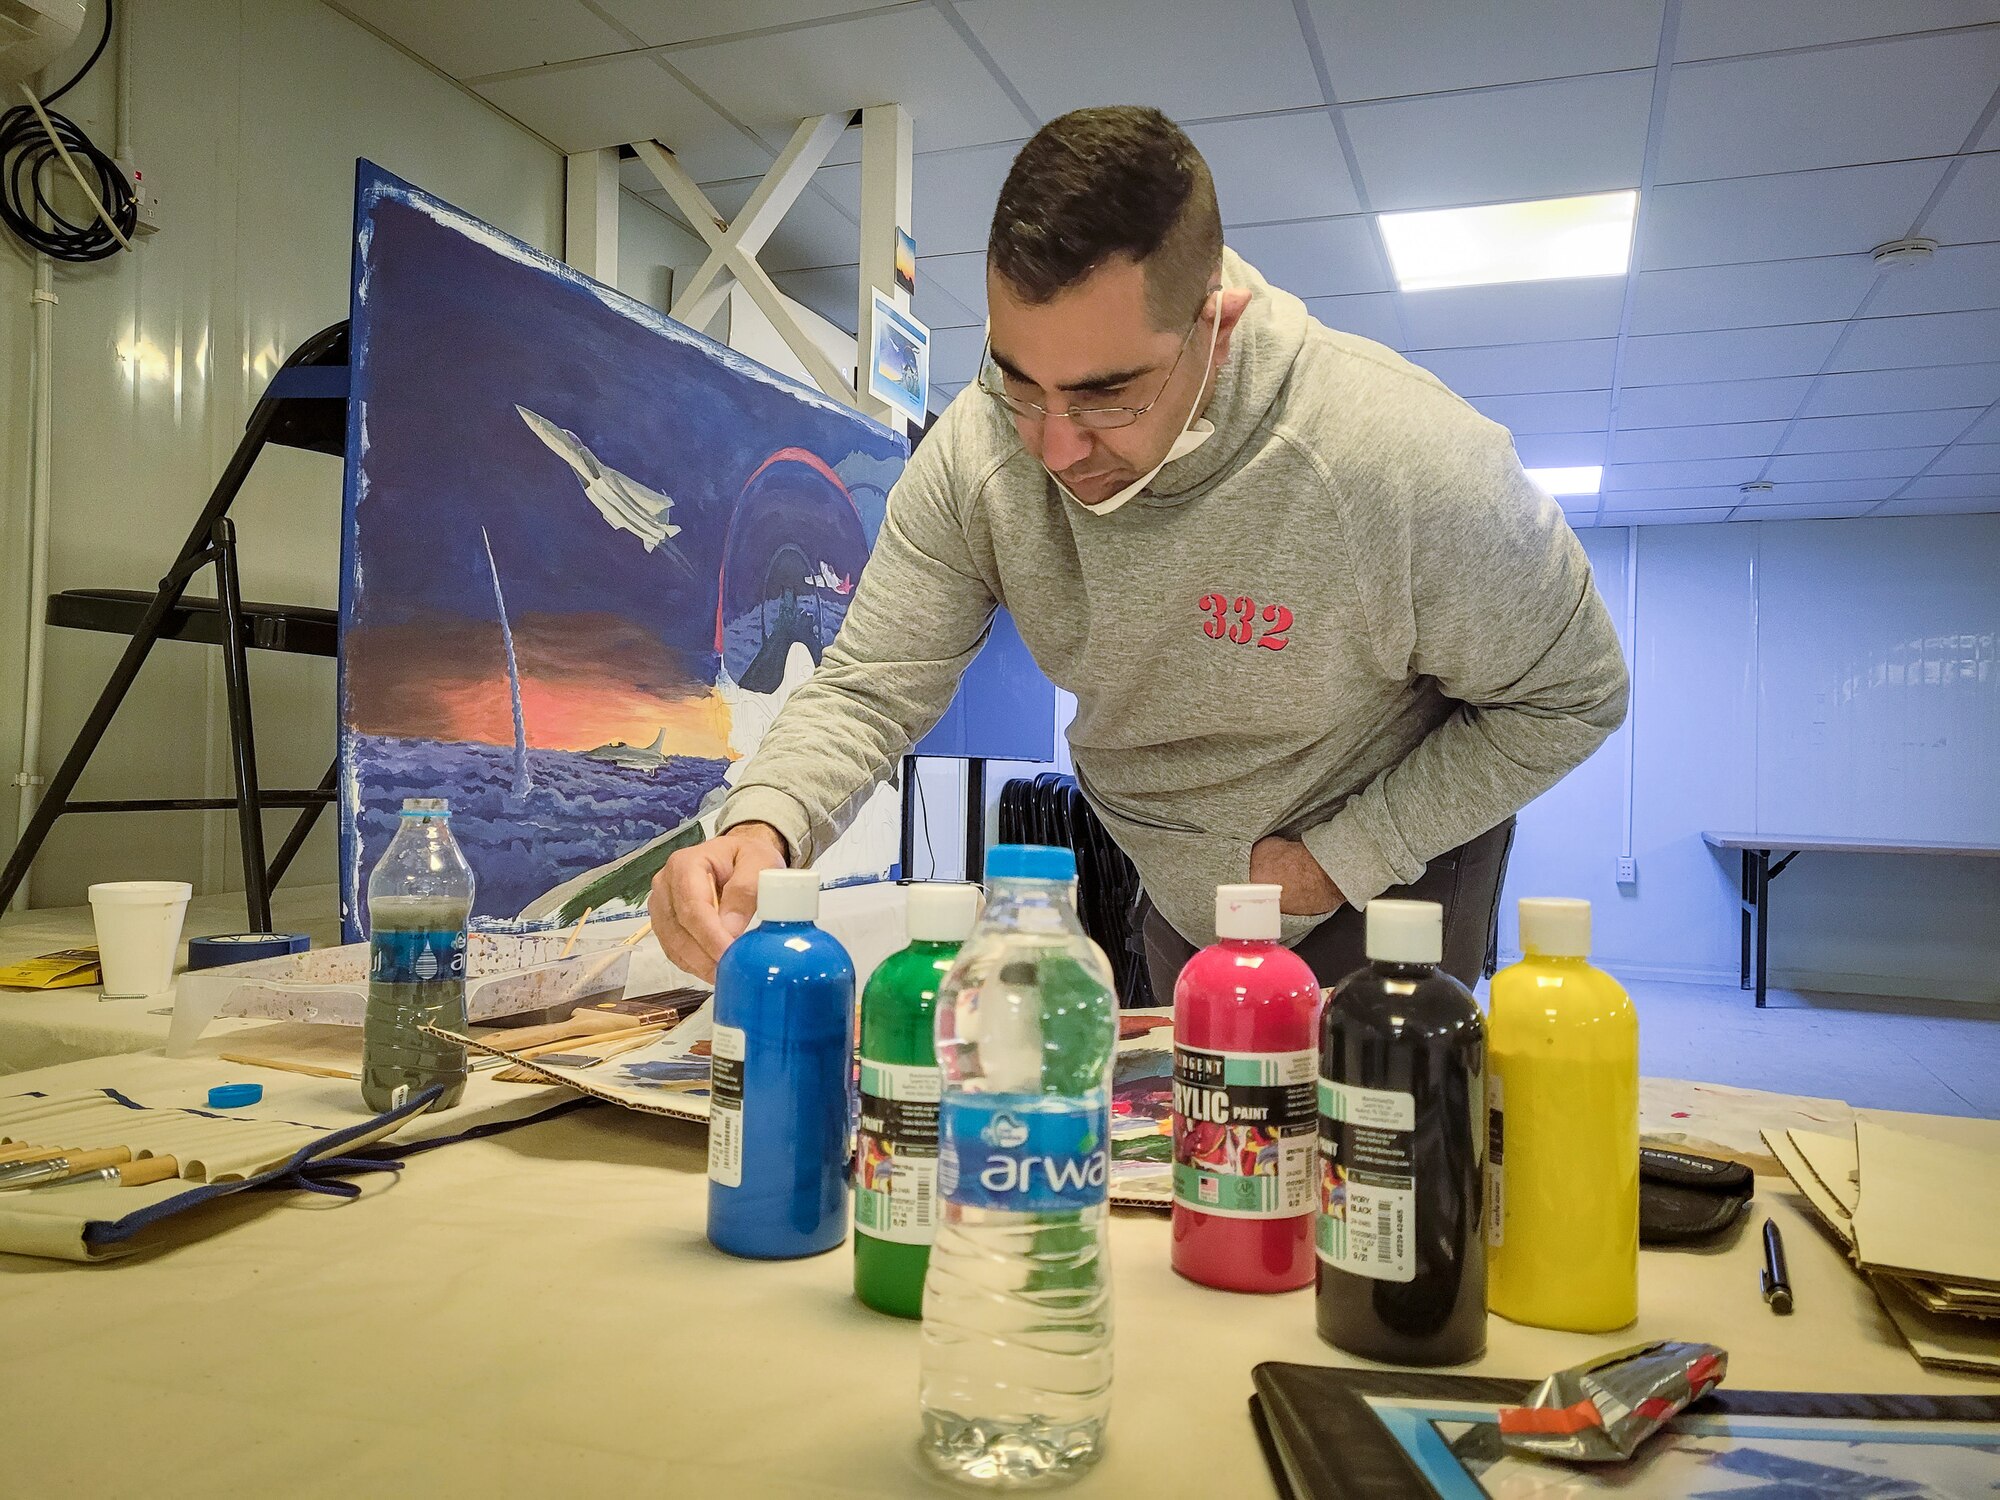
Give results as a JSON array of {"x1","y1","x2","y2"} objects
[{"x1": 1212, "y1": 286, "x2": 1253, "y2": 366}]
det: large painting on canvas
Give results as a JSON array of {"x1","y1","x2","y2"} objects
[{"x1": 339, "y1": 163, "x2": 908, "y2": 939}]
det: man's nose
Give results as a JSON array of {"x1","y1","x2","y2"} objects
[{"x1": 1036, "y1": 412, "x2": 1093, "y2": 473}]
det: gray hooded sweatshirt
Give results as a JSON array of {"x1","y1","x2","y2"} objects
[{"x1": 718, "y1": 250, "x2": 1629, "y2": 949}]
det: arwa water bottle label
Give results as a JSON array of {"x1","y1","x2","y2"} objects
[
  {"x1": 369, "y1": 927, "x2": 466, "y2": 985},
  {"x1": 1316, "y1": 1079, "x2": 1416, "y2": 1283},
  {"x1": 937, "y1": 1094, "x2": 1109, "y2": 1213},
  {"x1": 707, "y1": 1023, "x2": 746, "y2": 1188},
  {"x1": 856, "y1": 1058, "x2": 940, "y2": 1245},
  {"x1": 1172, "y1": 1044, "x2": 1317, "y2": 1218}
]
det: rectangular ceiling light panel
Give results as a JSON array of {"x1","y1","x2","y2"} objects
[
  {"x1": 1524, "y1": 465, "x2": 1603, "y2": 496},
  {"x1": 1381, "y1": 191, "x2": 1638, "y2": 292}
]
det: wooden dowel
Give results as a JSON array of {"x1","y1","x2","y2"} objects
[{"x1": 218, "y1": 1054, "x2": 362, "y2": 1081}]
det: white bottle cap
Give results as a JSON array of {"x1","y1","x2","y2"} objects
[
  {"x1": 757, "y1": 867, "x2": 821, "y2": 923},
  {"x1": 1365, "y1": 899, "x2": 1442, "y2": 965},
  {"x1": 1215, "y1": 883, "x2": 1281, "y2": 941},
  {"x1": 907, "y1": 882, "x2": 981, "y2": 943},
  {"x1": 1519, "y1": 897, "x2": 1591, "y2": 958}
]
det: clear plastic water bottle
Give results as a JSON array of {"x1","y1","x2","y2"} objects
[
  {"x1": 362, "y1": 797, "x2": 474, "y2": 1114},
  {"x1": 921, "y1": 844, "x2": 1119, "y2": 1487}
]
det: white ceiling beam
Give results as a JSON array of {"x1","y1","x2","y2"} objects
[
  {"x1": 855, "y1": 103, "x2": 915, "y2": 433},
  {"x1": 668, "y1": 112, "x2": 848, "y2": 335},
  {"x1": 563, "y1": 148, "x2": 620, "y2": 286},
  {"x1": 632, "y1": 138, "x2": 859, "y2": 406}
]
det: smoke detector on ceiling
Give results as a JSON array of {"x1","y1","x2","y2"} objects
[{"x1": 1871, "y1": 238, "x2": 1938, "y2": 270}]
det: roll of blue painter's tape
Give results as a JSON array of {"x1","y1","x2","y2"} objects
[{"x1": 186, "y1": 933, "x2": 309, "y2": 970}]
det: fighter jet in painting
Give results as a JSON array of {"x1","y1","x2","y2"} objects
[
  {"x1": 584, "y1": 727, "x2": 674, "y2": 774},
  {"x1": 516, "y1": 405, "x2": 681, "y2": 551}
]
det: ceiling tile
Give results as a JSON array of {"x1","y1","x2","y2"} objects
[
  {"x1": 1899, "y1": 472, "x2": 2000, "y2": 498},
  {"x1": 1831, "y1": 310, "x2": 2000, "y2": 371},
  {"x1": 1189, "y1": 115, "x2": 1362, "y2": 225},
  {"x1": 772, "y1": 265, "x2": 860, "y2": 333},
  {"x1": 1627, "y1": 256, "x2": 1876, "y2": 334},
  {"x1": 822, "y1": 140, "x2": 1019, "y2": 261},
  {"x1": 1605, "y1": 457, "x2": 1766, "y2": 489},
  {"x1": 1304, "y1": 293, "x2": 1404, "y2": 348},
  {"x1": 929, "y1": 324, "x2": 988, "y2": 388},
  {"x1": 671, "y1": 8, "x2": 1030, "y2": 157},
  {"x1": 1799, "y1": 363, "x2": 2000, "y2": 418},
  {"x1": 1611, "y1": 420, "x2": 1789, "y2": 462},
  {"x1": 1402, "y1": 279, "x2": 1626, "y2": 347},
  {"x1": 1411, "y1": 339, "x2": 1617, "y2": 397},
  {"x1": 920, "y1": 251, "x2": 988, "y2": 315},
  {"x1": 1657, "y1": 32, "x2": 2000, "y2": 183},
  {"x1": 1466, "y1": 390, "x2": 1613, "y2": 433},
  {"x1": 1966, "y1": 405, "x2": 2000, "y2": 442},
  {"x1": 1616, "y1": 375, "x2": 1812, "y2": 427},
  {"x1": 1619, "y1": 323, "x2": 1843, "y2": 385},
  {"x1": 1674, "y1": 0, "x2": 2000, "y2": 62},
  {"x1": 476, "y1": 54, "x2": 772, "y2": 176},
  {"x1": 1513, "y1": 431, "x2": 1610, "y2": 467},
  {"x1": 1866, "y1": 242, "x2": 2000, "y2": 316},
  {"x1": 1639, "y1": 159, "x2": 1951, "y2": 270},
  {"x1": 591, "y1": 0, "x2": 887, "y2": 47},
  {"x1": 1600, "y1": 506, "x2": 1734, "y2": 525},
  {"x1": 336, "y1": 0, "x2": 630, "y2": 78},
  {"x1": 914, "y1": 275, "x2": 981, "y2": 330},
  {"x1": 1921, "y1": 151, "x2": 2000, "y2": 245},
  {"x1": 1871, "y1": 493, "x2": 2000, "y2": 516},
  {"x1": 1344, "y1": 72, "x2": 1652, "y2": 212},
  {"x1": 1928, "y1": 441, "x2": 2000, "y2": 475},
  {"x1": 1735, "y1": 502, "x2": 1879, "y2": 519},
  {"x1": 956, "y1": 0, "x2": 1323, "y2": 120},
  {"x1": 1228, "y1": 218, "x2": 1391, "y2": 297},
  {"x1": 1779, "y1": 409, "x2": 1989, "y2": 451},
  {"x1": 1753, "y1": 478, "x2": 1900, "y2": 504},
  {"x1": 1764, "y1": 447, "x2": 1943, "y2": 482},
  {"x1": 1306, "y1": 0, "x2": 1664, "y2": 99},
  {"x1": 1600, "y1": 486, "x2": 1747, "y2": 509}
]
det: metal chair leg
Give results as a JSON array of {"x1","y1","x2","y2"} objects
[{"x1": 211, "y1": 518, "x2": 272, "y2": 933}]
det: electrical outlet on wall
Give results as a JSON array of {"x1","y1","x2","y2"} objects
[
  {"x1": 1616, "y1": 856, "x2": 1638, "y2": 885},
  {"x1": 114, "y1": 160, "x2": 163, "y2": 235}
]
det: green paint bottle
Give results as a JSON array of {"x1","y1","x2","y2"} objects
[{"x1": 854, "y1": 882, "x2": 982, "y2": 1319}]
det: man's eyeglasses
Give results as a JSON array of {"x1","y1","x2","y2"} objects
[{"x1": 976, "y1": 293, "x2": 1215, "y2": 432}]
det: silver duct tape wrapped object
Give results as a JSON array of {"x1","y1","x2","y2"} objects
[{"x1": 1498, "y1": 1340, "x2": 1729, "y2": 1463}]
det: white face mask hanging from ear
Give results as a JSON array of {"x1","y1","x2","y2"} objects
[{"x1": 1048, "y1": 292, "x2": 1224, "y2": 517}]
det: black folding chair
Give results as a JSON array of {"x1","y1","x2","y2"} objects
[{"x1": 1, "y1": 322, "x2": 350, "y2": 930}]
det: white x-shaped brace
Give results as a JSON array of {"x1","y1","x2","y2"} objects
[{"x1": 633, "y1": 114, "x2": 856, "y2": 406}]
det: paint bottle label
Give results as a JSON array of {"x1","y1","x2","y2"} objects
[
  {"x1": 855, "y1": 1057, "x2": 941, "y2": 1245},
  {"x1": 1485, "y1": 1073, "x2": 1506, "y2": 1248},
  {"x1": 1171, "y1": 1044, "x2": 1317, "y2": 1218},
  {"x1": 707, "y1": 1022, "x2": 746, "y2": 1188},
  {"x1": 1316, "y1": 1079, "x2": 1416, "y2": 1283},
  {"x1": 937, "y1": 1094, "x2": 1109, "y2": 1213}
]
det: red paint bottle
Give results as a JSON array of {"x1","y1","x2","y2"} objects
[{"x1": 1171, "y1": 883, "x2": 1324, "y2": 1292}]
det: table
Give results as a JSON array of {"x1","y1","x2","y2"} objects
[
  {"x1": 3, "y1": 1089, "x2": 1992, "y2": 1497},
  {"x1": 1703, "y1": 832, "x2": 2000, "y2": 1007}
]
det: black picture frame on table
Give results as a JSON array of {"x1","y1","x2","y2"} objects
[{"x1": 1249, "y1": 1363, "x2": 2000, "y2": 1500}]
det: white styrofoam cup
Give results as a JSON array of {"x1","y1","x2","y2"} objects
[{"x1": 87, "y1": 881, "x2": 193, "y2": 998}]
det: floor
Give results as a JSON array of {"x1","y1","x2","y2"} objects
[{"x1": 1606, "y1": 976, "x2": 2000, "y2": 1118}]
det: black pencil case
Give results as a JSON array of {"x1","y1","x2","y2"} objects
[{"x1": 1639, "y1": 1146, "x2": 1753, "y2": 1244}]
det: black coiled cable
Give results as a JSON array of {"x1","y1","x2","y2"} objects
[{"x1": 0, "y1": 0, "x2": 134, "y2": 262}]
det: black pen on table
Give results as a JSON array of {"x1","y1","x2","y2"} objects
[{"x1": 1761, "y1": 1217, "x2": 1793, "y2": 1315}]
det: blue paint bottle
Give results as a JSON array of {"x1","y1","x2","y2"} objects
[{"x1": 707, "y1": 867, "x2": 856, "y2": 1259}]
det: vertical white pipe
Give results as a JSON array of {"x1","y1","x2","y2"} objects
[
  {"x1": 11, "y1": 255, "x2": 56, "y2": 911},
  {"x1": 1619, "y1": 526, "x2": 1639, "y2": 865}
]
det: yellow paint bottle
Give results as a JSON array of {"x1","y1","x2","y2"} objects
[{"x1": 1487, "y1": 898, "x2": 1638, "y2": 1332}]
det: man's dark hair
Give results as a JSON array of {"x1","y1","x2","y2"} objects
[{"x1": 988, "y1": 106, "x2": 1222, "y2": 329}]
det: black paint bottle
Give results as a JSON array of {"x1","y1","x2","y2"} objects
[{"x1": 1315, "y1": 899, "x2": 1487, "y2": 1366}]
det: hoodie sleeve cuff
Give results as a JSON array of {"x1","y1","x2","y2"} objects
[
  {"x1": 1300, "y1": 808, "x2": 1414, "y2": 912},
  {"x1": 716, "y1": 787, "x2": 812, "y2": 866}
]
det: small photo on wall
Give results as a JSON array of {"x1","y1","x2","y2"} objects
[
  {"x1": 894, "y1": 228, "x2": 917, "y2": 295},
  {"x1": 869, "y1": 292, "x2": 929, "y2": 425}
]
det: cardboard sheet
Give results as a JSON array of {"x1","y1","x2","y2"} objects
[
  {"x1": 1852, "y1": 1115, "x2": 2000, "y2": 1289},
  {"x1": 1873, "y1": 1273, "x2": 2000, "y2": 1375}
]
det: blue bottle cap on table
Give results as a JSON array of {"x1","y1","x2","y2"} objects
[
  {"x1": 206, "y1": 1083, "x2": 263, "y2": 1109},
  {"x1": 985, "y1": 844, "x2": 1076, "y2": 882}
]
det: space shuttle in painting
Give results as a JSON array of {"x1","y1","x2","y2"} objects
[{"x1": 516, "y1": 405, "x2": 682, "y2": 551}]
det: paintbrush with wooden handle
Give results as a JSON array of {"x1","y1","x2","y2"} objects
[{"x1": 40, "y1": 1155, "x2": 182, "y2": 1189}]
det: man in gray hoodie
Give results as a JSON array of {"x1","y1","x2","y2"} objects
[{"x1": 651, "y1": 105, "x2": 1628, "y2": 998}]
